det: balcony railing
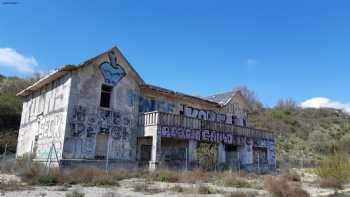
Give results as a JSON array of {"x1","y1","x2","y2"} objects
[{"x1": 138, "y1": 111, "x2": 274, "y2": 140}]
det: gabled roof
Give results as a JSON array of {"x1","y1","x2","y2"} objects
[
  {"x1": 17, "y1": 46, "x2": 144, "y2": 96},
  {"x1": 204, "y1": 90, "x2": 249, "y2": 108},
  {"x1": 204, "y1": 91, "x2": 236, "y2": 105}
]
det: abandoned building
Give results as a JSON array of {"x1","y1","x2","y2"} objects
[{"x1": 16, "y1": 46, "x2": 275, "y2": 172}]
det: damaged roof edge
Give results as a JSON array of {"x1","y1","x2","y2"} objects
[
  {"x1": 141, "y1": 84, "x2": 222, "y2": 107},
  {"x1": 16, "y1": 64, "x2": 77, "y2": 97}
]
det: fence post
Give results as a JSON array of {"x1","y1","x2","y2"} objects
[
  {"x1": 105, "y1": 134, "x2": 111, "y2": 174},
  {"x1": 185, "y1": 147, "x2": 188, "y2": 171}
]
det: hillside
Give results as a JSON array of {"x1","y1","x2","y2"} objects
[
  {"x1": 248, "y1": 104, "x2": 350, "y2": 167},
  {"x1": 0, "y1": 75, "x2": 37, "y2": 153}
]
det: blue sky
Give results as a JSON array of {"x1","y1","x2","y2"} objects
[{"x1": 1, "y1": 0, "x2": 350, "y2": 109}]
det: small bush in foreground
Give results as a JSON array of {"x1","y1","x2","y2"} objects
[
  {"x1": 282, "y1": 170, "x2": 301, "y2": 182},
  {"x1": 222, "y1": 175, "x2": 251, "y2": 188},
  {"x1": 197, "y1": 185, "x2": 212, "y2": 194},
  {"x1": 38, "y1": 175, "x2": 58, "y2": 186},
  {"x1": 133, "y1": 183, "x2": 163, "y2": 194},
  {"x1": 66, "y1": 190, "x2": 85, "y2": 197},
  {"x1": 264, "y1": 176, "x2": 309, "y2": 197},
  {"x1": 170, "y1": 185, "x2": 184, "y2": 193}
]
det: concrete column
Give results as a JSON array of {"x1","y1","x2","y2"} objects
[
  {"x1": 238, "y1": 138, "x2": 253, "y2": 171},
  {"x1": 188, "y1": 140, "x2": 197, "y2": 162},
  {"x1": 149, "y1": 131, "x2": 161, "y2": 170},
  {"x1": 218, "y1": 143, "x2": 226, "y2": 164}
]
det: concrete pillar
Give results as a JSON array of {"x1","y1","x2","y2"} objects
[
  {"x1": 149, "y1": 133, "x2": 161, "y2": 170},
  {"x1": 238, "y1": 138, "x2": 253, "y2": 171},
  {"x1": 218, "y1": 143, "x2": 226, "y2": 164},
  {"x1": 188, "y1": 140, "x2": 197, "y2": 162}
]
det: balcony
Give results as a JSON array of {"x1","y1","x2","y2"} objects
[{"x1": 138, "y1": 111, "x2": 274, "y2": 140}]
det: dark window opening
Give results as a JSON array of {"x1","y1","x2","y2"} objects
[
  {"x1": 100, "y1": 84, "x2": 113, "y2": 108},
  {"x1": 243, "y1": 119, "x2": 247, "y2": 127},
  {"x1": 232, "y1": 115, "x2": 237, "y2": 125}
]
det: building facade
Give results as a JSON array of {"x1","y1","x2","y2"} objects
[{"x1": 16, "y1": 47, "x2": 275, "y2": 172}]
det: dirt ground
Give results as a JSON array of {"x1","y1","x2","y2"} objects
[{"x1": 1, "y1": 170, "x2": 350, "y2": 197}]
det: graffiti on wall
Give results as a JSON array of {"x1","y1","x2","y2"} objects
[
  {"x1": 37, "y1": 113, "x2": 64, "y2": 139},
  {"x1": 160, "y1": 126, "x2": 247, "y2": 145},
  {"x1": 160, "y1": 126, "x2": 275, "y2": 166},
  {"x1": 99, "y1": 51, "x2": 126, "y2": 86},
  {"x1": 181, "y1": 105, "x2": 227, "y2": 123},
  {"x1": 127, "y1": 89, "x2": 175, "y2": 113},
  {"x1": 66, "y1": 105, "x2": 133, "y2": 160}
]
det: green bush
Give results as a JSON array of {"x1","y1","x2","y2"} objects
[
  {"x1": 196, "y1": 143, "x2": 217, "y2": 171},
  {"x1": 38, "y1": 175, "x2": 58, "y2": 186},
  {"x1": 314, "y1": 153, "x2": 350, "y2": 185}
]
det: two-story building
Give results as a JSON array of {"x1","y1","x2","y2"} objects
[{"x1": 16, "y1": 46, "x2": 275, "y2": 172}]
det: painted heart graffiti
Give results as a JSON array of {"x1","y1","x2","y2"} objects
[{"x1": 99, "y1": 51, "x2": 126, "y2": 86}]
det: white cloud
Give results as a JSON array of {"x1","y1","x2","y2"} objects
[
  {"x1": 0, "y1": 48, "x2": 38, "y2": 73},
  {"x1": 301, "y1": 97, "x2": 350, "y2": 113}
]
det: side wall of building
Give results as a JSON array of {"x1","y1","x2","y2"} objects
[
  {"x1": 17, "y1": 73, "x2": 72, "y2": 161},
  {"x1": 62, "y1": 49, "x2": 141, "y2": 162},
  {"x1": 135, "y1": 89, "x2": 248, "y2": 126}
]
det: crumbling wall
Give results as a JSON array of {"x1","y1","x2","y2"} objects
[
  {"x1": 63, "y1": 49, "x2": 140, "y2": 161},
  {"x1": 17, "y1": 74, "x2": 71, "y2": 160}
]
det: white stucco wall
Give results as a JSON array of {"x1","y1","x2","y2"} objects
[{"x1": 17, "y1": 73, "x2": 72, "y2": 161}]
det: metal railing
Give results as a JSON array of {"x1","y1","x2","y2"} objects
[{"x1": 138, "y1": 111, "x2": 274, "y2": 140}]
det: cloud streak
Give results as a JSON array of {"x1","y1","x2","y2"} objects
[
  {"x1": 301, "y1": 97, "x2": 350, "y2": 114},
  {"x1": 0, "y1": 48, "x2": 38, "y2": 73}
]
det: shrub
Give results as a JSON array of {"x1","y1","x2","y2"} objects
[
  {"x1": 38, "y1": 175, "x2": 58, "y2": 186},
  {"x1": 222, "y1": 175, "x2": 251, "y2": 188},
  {"x1": 196, "y1": 143, "x2": 217, "y2": 170},
  {"x1": 314, "y1": 153, "x2": 350, "y2": 187},
  {"x1": 197, "y1": 185, "x2": 211, "y2": 194},
  {"x1": 66, "y1": 190, "x2": 85, "y2": 197},
  {"x1": 282, "y1": 170, "x2": 301, "y2": 182},
  {"x1": 60, "y1": 167, "x2": 119, "y2": 186},
  {"x1": 148, "y1": 170, "x2": 179, "y2": 182},
  {"x1": 170, "y1": 185, "x2": 184, "y2": 193},
  {"x1": 133, "y1": 183, "x2": 163, "y2": 194},
  {"x1": 264, "y1": 176, "x2": 309, "y2": 197}
]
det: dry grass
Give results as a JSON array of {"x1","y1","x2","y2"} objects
[
  {"x1": 147, "y1": 169, "x2": 215, "y2": 183},
  {"x1": 133, "y1": 183, "x2": 164, "y2": 194},
  {"x1": 65, "y1": 190, "x2": 85, "y2": 197},
  {"x1": 0, "y1": 180, "x2": 31, "y2": 192},
  {"x1": 319, "y1": 178, "x2": 343, "y2": 190},
  {"x1": 221, "y1": 175, "x2": 251, "y2": 188},
  {"x1": 281, "y1": 170, "x2": 301, "y2": 182},
  {"x1": 58, "y1": 167, "x2": 120, "y2": 186},
  {"x1": 170, "y1": 185, "x2": 185, "y2": 193},
  {"x1": 224, "y1": 191, "x2": 258, "y2": 197},
  {"x1": 264, "y1": 175, "x2": 310, "y2": 197}
]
